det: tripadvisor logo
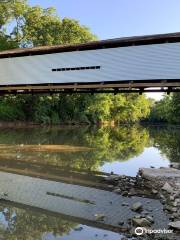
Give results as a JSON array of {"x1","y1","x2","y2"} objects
[{"x1": 135, "y1": 227, "x2": 173, "y2": 236}]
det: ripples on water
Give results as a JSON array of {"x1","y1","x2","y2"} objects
[{"x1": 0, "y1": 125, "x2": 178, "y2": 239}]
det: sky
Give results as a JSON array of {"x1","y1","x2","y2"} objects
[{"x1": 28, "y1": 0, "x2": 180, "y2": 100}]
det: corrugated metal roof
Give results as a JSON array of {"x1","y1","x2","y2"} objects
[{"x1": 1, "y1": 32, "x2": 180, "y2": 58}]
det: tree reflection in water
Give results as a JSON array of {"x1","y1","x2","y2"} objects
[
  {"x1": 0, "y1": 125, "x2": 149, "y2": 171},
  {"x1": 0, "y1": 205, "x2": 76, "y2": 240},
  {"x1": 0, "y1": 125, "x2": 179, "y2": 171},
  {"x1": 148, "y1": 126, "x2": 180, "y2": 163}
]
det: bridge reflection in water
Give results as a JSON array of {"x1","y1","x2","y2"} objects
[{"x1": 0, "y1": 164, "x2": 169, "y2": 233}]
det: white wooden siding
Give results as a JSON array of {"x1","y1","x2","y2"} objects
[{"x1": 0, "y1": 42, "x2": 180, "y2": 85}]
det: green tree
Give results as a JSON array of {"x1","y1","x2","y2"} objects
[
  {"x1": 149, "y1": 93, "x2": 180, "y2": 124},
  {"x1": 170, "y1": 93, "x2": 180, "y2": 123},
  {"x1": 0, "y1": 0, "x2": 96, "y2": 47}
]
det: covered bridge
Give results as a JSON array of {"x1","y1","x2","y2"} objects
[{"x1": 0, "y1": 32, "x2": 180, "y2": 94}]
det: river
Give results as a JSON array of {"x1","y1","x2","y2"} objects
[{"x1": 0, "y1": 124, "x2": 179, "y2": 240}]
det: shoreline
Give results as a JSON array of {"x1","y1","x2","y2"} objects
[{"x1": 0, "y1": 121, "x2": 179, "y2": 129}]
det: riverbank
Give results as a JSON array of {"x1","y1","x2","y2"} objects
[
  {"x1": 0, "y1": 160, "x2": 179, "y2": 240},
  {"x1": 103, "y1": 164, "x2": 180, "y2": 239},
  {"x1": 0, "y1": 120, "x2": 180, "y2": 129}
]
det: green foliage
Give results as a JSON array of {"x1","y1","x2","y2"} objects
[
  {"x1": 149, "y1": 93, "x2": 180, "y2": 124},
  {"x1": 0, "y1": 93, "x2": 150, "y2": 124},
  {"x1": 170, "y1": 93, "x2": 180, "y2": 123},
  {"x1": 0, "y1": 32, "x2": 17, "y2": 50},
  {"x1": 0, "y1": 0, "x2": 96, "y2": 47},
  {"x1": 85, "y1": 93, "x2": 150, "y2": 124},
  {"x1": 0, "y1": 96, "x2": 25, "y2": 120}
]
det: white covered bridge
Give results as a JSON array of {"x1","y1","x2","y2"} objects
[{"x1": 0, "y1": 32, "x2": 180, "y2": 94}]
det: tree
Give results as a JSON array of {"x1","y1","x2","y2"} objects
[
  {"x1": 170, "y1": 93, "x2": 180, "y2": 123},
  {"x1": 0, "y1": 32, "x2": 17, "y2": 50},
  {"x1": 148, "y1": 93, "x2": 180, "y2": 124},
  {"x1": 0, "y1": 0, "x2": 97, "y2": 47}
]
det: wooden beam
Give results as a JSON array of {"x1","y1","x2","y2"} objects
[{"x1": 0, "y1": 81, "x2": 179, "y2": 92}]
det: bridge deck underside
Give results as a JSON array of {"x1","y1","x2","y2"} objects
[{"x1": 0, "y1": 80, "x2": 180, "y2": 94}]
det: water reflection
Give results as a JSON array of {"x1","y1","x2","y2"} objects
[
  {"x1": 0, "y1": 205, "x2": 75, "y2": 240},
  {"x1": 0, "y1": 170, "x2": 168, "y2": 240},
  {"x1": 0, "y1": 125, "x2": 179, "y2": 175},
  {"x1": 148, "y1": 126, "x2": 180, "y2": 163},
  {"x1": 0, "y1": 125, "x2": 178, "y2": 239},
  {"x1": 0, "y1": 204, "x2": 123, "y2": 240}
]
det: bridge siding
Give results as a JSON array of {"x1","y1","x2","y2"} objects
[{"x1": 0, "y1": 42, "x2": 180, "y2": 86}]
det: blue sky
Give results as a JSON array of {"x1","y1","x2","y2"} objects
[
  {"x1": 28, "y1": 0, "x2": 180, "y2": 40},
  {"x1": 28, "y1": 0, "x2": 180, "y2": 99}
]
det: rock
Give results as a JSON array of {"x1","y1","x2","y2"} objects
[
  {"x1": 105, "y1": 175, "x2": 119, "y2": 182},
  {"x1": 162, "y1": 182, "x2": 173, "y2": 194},
  {"x1": 152, "y1": 189, "x2": 158, "y2": 194},
  {"x1": 172, "y1": 213, "x2": 179, "y2": 218},
  {"x1": 168, "y1": 221, "x2": 180, "y2": 230},
  {"x1": 173, "y1": 202, "x2": 178, "y2": 207},
  {"x1": 128, "y1": 188, "x2": 136, "y2": 196},
  {"x1": 164, "y1": 205, "x2": 177, "y2": 213},
  {"x1": 74, "y1": 226, "x2": 83, "y2": 231},
  {"x1": 94, "y1": 213, "x2": 105, "y2": 221},
  {"x1": 130, "y1": 179, "x2": 135, "y2": 183},
  {"x1": 146, "y1": 215, "x2": 154, "y2": 223},
  {"x1": 170, "y1": 162, "x2": 180, "y2": 170},
  {"x1": 174, "y1": 191, "x2": 180, "y2": 198},
  {"x1": 132, "y1": 217, "x2": 152, "y2": 227},
  {"x1": 113, "y1": 189, "x2": 121, "y2": 194},
  {"x1": 131, "y1": 202, "x2": 143, "y2": 212},
  {"x1": 122, "y1": 191, "x2": 128, "y2": 196},
  {"x1": 170, "y1": 195, "x2": 175, "y2": 201},
  {"x1": 160, "y1": 194, "x2": 165, "y2": 200},
  {"x1": 140, "y1": 167, "x2": 180, "y2": 181},
  {"x1": 169, "y1": 215, "x2": 175, "y2": 220}
]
